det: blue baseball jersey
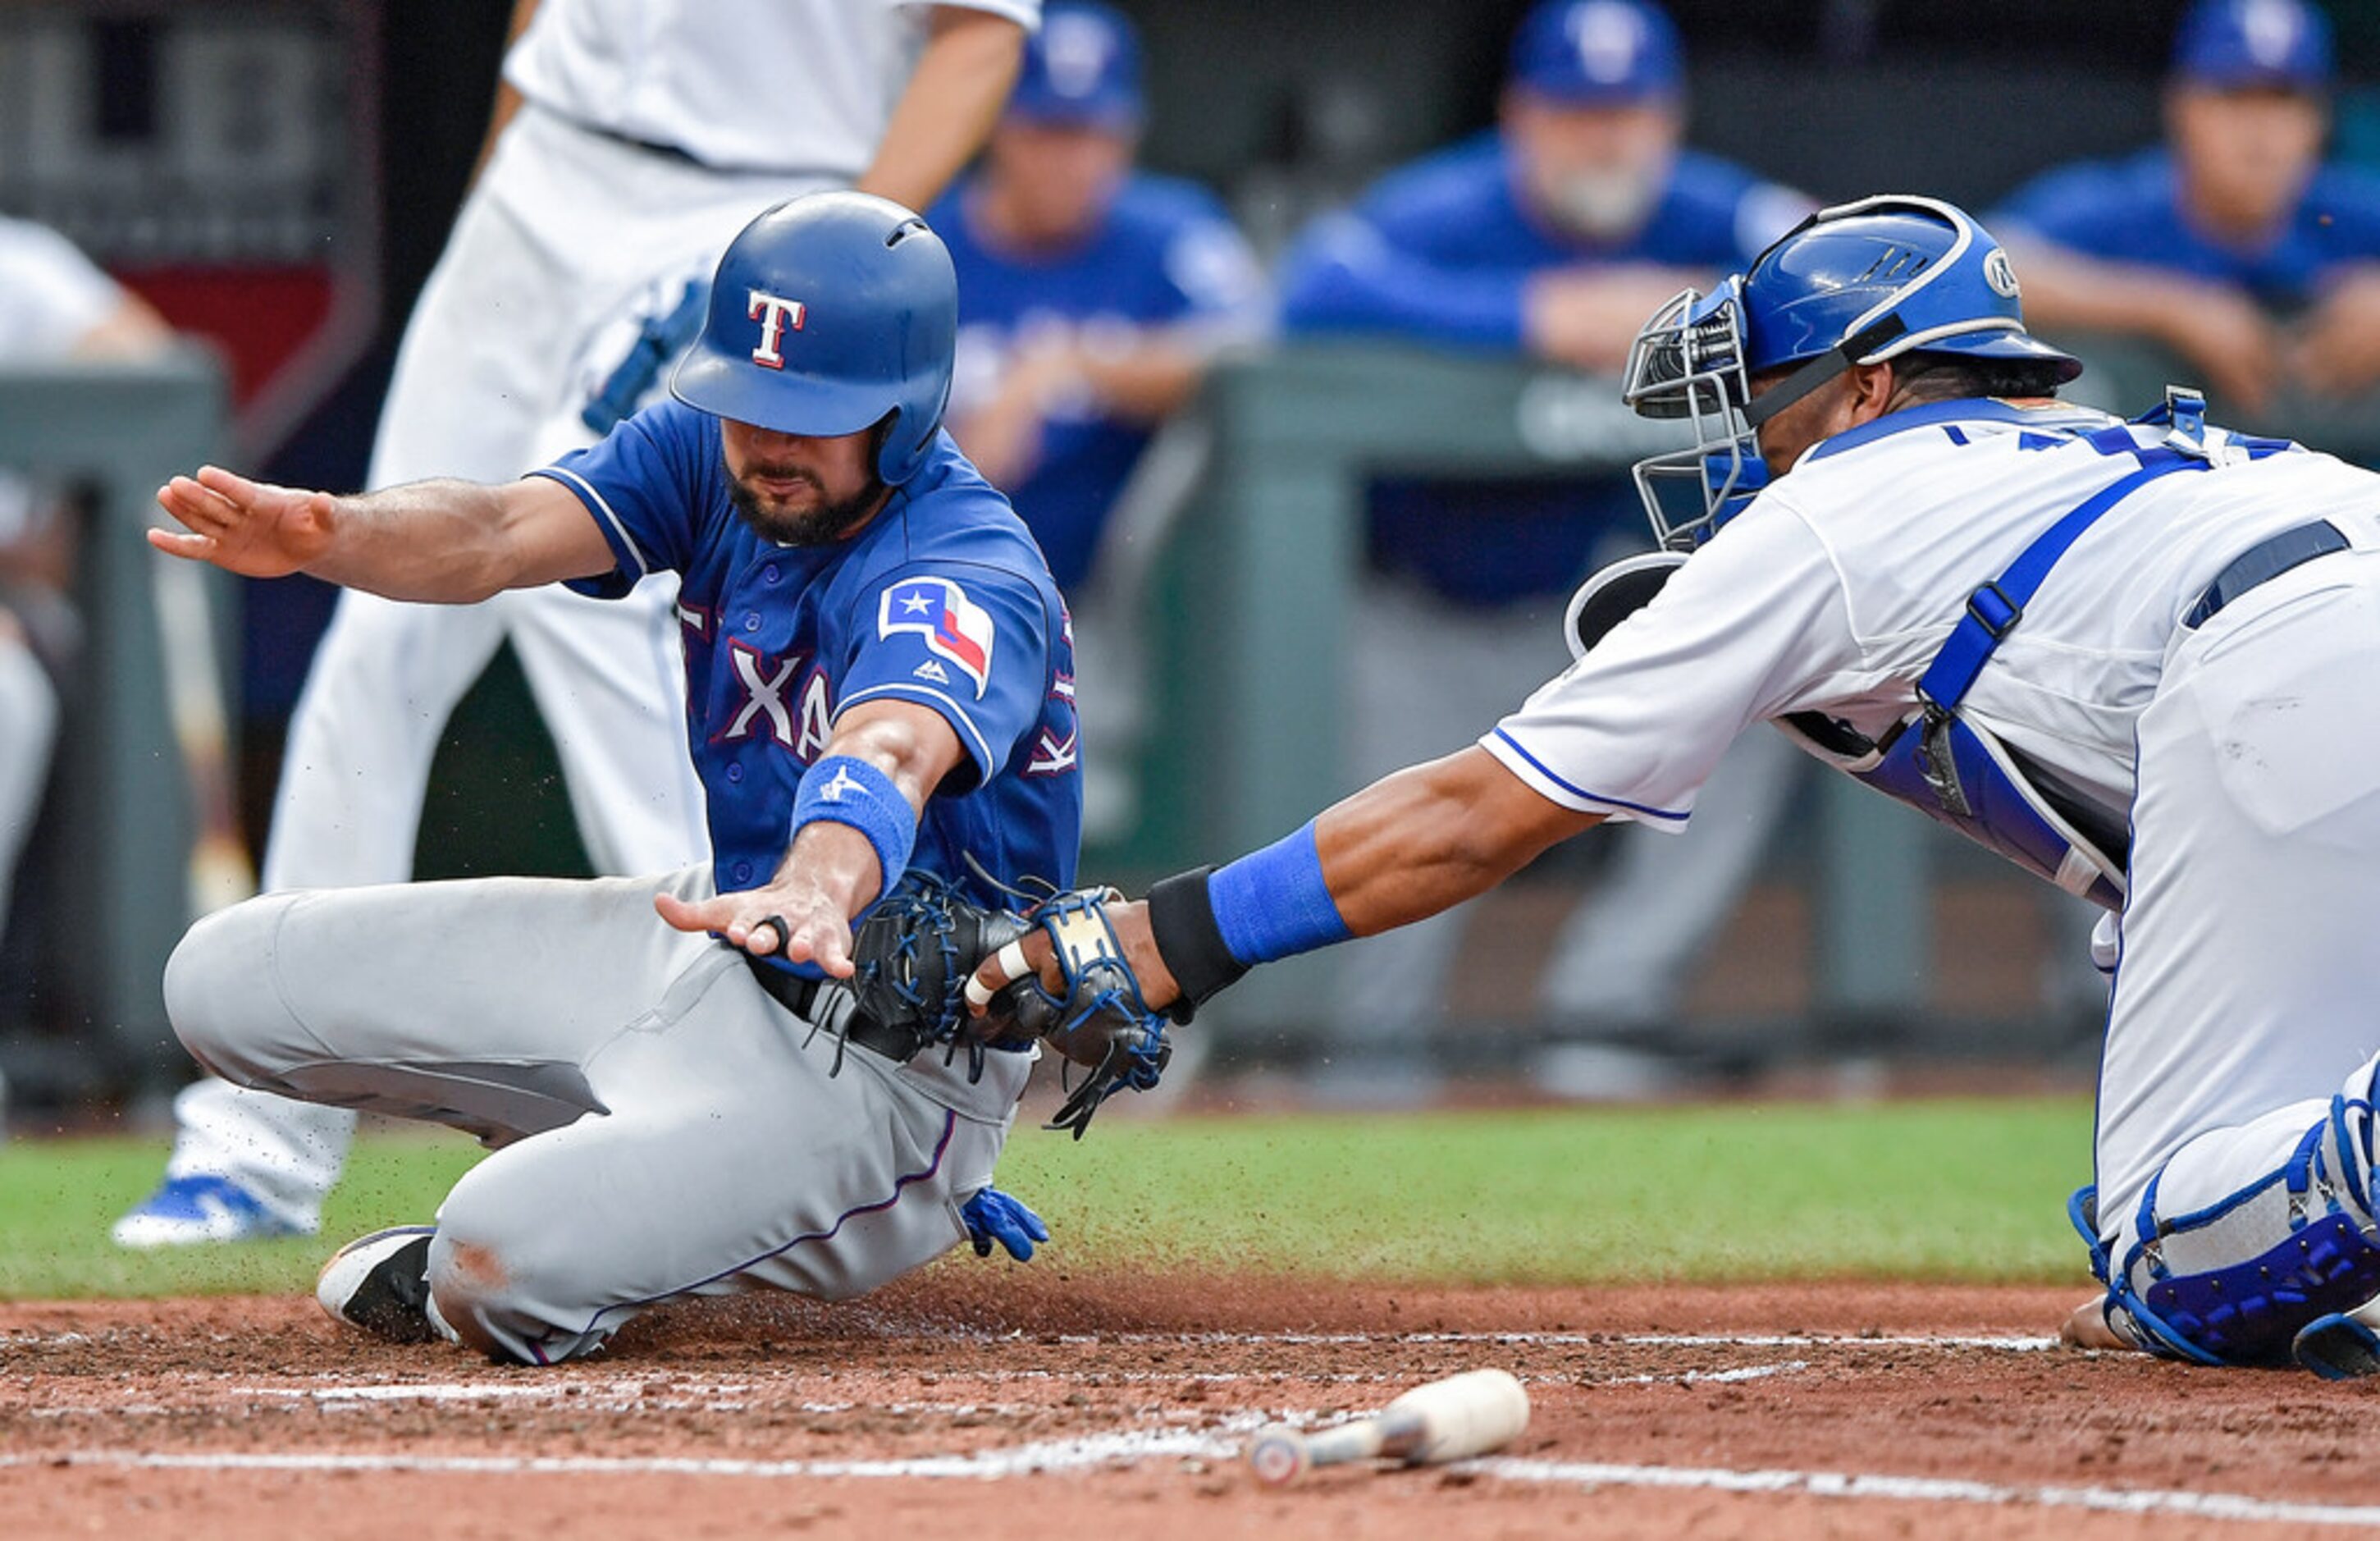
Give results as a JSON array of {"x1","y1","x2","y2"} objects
[
  {"x1": 538, "y1": 401, "x2": 1081, "y2": 963},
  {"x1": 931, "y1": 172, "x2": 1268, "y2": 591},
  {"x1": 1278, "y1": 135, "x2": 1808, "y2": 606},
  {"x1": 1994, "y1": 149, "x2": 2380, "y2": 309}
]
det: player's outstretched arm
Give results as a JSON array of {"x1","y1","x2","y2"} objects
[
  {"x1": 654, "y1": 698, "x2": 968, "y2": 975},
  {"x1": 151, "y1": 467, "x2": 614, "y2": 602},
  {"x1": 969, "y1": 745, "x2": 1605, "y2": 1014}
]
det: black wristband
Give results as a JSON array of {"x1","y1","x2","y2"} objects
[{"x1": 1144, "y1": 866, "x2": 1248, "y2": 1024}]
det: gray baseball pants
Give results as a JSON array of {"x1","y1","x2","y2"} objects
[{"x1": 164, "y1": 866, "x2": 1026, "y2": 1364}]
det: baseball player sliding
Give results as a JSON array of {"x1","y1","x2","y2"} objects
[
  {"x1": 975, "y1": 194, "x2": 2380, "y2": 1379},
  {"x1": 115, "y1": 0, "x2": 1040, "y2": 1249},
  {"x1": 148, "y1": 195, "x2": 1079, "y2": 1364}
]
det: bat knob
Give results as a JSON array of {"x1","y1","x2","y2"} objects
[{"x1": 1247, "y1": 1425, "x2": 1310, "y2": 1485}]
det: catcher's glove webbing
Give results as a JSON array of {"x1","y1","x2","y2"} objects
[
  {"x1": 847, "y1": 871, "x2": 1027, "y2": 1081},
  {"x1": 997, "y1": 886, "x2": 1172, "y2": 1138}
]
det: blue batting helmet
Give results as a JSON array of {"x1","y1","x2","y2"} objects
[
  {"x1": 1621, "y1": 195, "x2": 2079, "y2": 547},
  {"x1": 670, "y1": 191, "x2": 957, "y2": 486}
]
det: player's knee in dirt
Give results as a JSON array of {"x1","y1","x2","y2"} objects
[{"x1": 427, "y1": 1166, "x2": 600, "y2": 1365}]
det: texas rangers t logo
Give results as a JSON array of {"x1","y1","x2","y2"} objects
[
  {"x1": 747, "y1": 290, "x2": 807, "y2": 369},
  {"x1": 879, "y1": 577, "x2": 996, "y2": 698}
]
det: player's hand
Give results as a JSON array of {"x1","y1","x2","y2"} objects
[
  {"x1": 150, "y1": 465, "x2": 340, "y2": 578},
  {"x1": 1523, "y1": 265, "x2": 1704, "y2": 373},
  {"x1": 951, "y1": 345, "x2": 1075, "y2": 488},
  {"x1": 2286, "y1": 263, "x2": 2380, "y2": 400},
  {"x1": 655, "y1": 878, "x2": 860, "y2": 977},
  {"x1": 2152, "y1": 281, "x2": 2282, "y2": 417},
  {"x1": 962, "y1": 894, "x2": 1182, "y2": 1015}
]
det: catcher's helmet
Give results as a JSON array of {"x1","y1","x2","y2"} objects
[
  {"x1": 670, "y1": 191, "x2": 957, "y2": 486},
  {"x1": 1621, "y1": 194, "x2": 2079, "y2": 548}
]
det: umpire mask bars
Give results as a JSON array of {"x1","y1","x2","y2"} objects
[{"x1": 1622, "y1": 278, "x2": 1764, "y2": 551}]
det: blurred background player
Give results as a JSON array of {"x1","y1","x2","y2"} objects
[
  {"x1": 1272, "y1": 0, "x2": 1812, "y2": 1099},
  {"x1": 112, "y1": 0, "x2": 1038, "y2": 1247},
  {"x1": 932, "y1": 1, "x2": 1270, "y2": 843},
  {"x1": 0, "y1": 215, "x2": 172, "y2": 1001},
  {"x1": 1996, "y1": 0, "x2": 2380, "y2": 415}
]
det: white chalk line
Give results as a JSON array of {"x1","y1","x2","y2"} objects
[
  {"x1": 9, "y1": 1433, "x2": 2378, "y2": 1528},
  {"x1": 0, "y1": 1413, "x2": 1271, "y2": 1483},
  {"x1": 1466, "y1": 1458, "x2": 2380, "y2": 1529}
]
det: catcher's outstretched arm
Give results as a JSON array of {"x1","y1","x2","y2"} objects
[{"x1": 969, "y1": 745, "x2": 1601, "y2": 1015}]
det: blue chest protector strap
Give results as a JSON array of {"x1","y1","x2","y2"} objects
[
  {"x1": 1915, "y1": 447, "x2": 2203, "y2": 714},
  {"x1": 1830, "y1": 419, "x2": 2222, "y2": 911}
]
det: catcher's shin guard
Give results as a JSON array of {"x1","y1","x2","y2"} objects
[{"x1": 2075, "y1": 1086, "x2": 2380, "y2": 1370}]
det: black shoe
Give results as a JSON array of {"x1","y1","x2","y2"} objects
[{"x1": 315, "y1": 1225, "x2": 443, "y2": 1344}]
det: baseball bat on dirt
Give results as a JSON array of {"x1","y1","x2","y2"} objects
[{"x1": 1247, "y1": 1369, "x2": 1529, "y2": 1484}]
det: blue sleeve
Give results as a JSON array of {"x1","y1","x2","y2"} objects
[
  {"x1": 541, "y1": 399, "x2": 714, "y2": 598},
  {"x1": 2306, "y1": 167, "x2": 2380, "y2": 262},
  {"x1": 1151, "y1": 189, "x2": 1273, "y2": 332},
  {"x1": 1277, "y1": 208, "x2": 1528, "y2": 349},
  {"x1": 1992, "y1": 161, "x2": 2139, "y2": 258},
  {"x1": 836, "y1": 562, "x2": 1053, "y2": 793}
]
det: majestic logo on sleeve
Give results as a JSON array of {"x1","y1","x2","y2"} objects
[
  {"x1": 747, "y1": 290, "x2": 807, "y2": 370},
  {"x1": 879, "y1": 577, "x2": 996, "y2": 699}
]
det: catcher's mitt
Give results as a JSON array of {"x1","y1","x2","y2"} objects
[
  {"x1": 990, "y1": 885, "x2": 1172, "y2": 1138},
  {"x1": 848, "y1": 872, "x2": 1028, "y2": 1080}
]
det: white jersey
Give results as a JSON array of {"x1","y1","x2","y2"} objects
[
  {"x1": 505, "y1": 0, "x2": 1041, "y2": 175},
  {"x1": 0, "y1": 216, "x2": 123, "y2": 359},
  {"x1": 1487, "y1": 399, "x2": 2380, "y2": 828}
]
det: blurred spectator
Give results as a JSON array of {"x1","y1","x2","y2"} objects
[
  {"x1": 0, "y1": 216, "x2": 172, "y2": 960},
  {"x1": 1997, "y1": 0, "x2": 2380, "y2": 415},
  {"x1": 933, "y1": 1, "x2": 1269, "y2": 839},
  {"x1": 1273, "y1": 0, "x2": 1814, "y2": 1097}
]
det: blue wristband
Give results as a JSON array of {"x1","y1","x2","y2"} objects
[
  {"x1": 1207, "y1": 821, "x2": 1353, "y2": 966},
  {"x1": 790, "y1": 756, "x2": 916, "y2": 898}
]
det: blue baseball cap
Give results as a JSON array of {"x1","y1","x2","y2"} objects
[
  {"x1": 2173, "y1": 0, "x2": 2333, "y2": 92},
  {"x1": 1006, "y1": 2, "x2": 1144, "y2": 128},
  {"x1": 1508, "y1": 0, "x2": 1685, "y2": 106}
]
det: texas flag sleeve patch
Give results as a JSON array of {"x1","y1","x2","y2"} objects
[{"x1": 878, "y1": 576, "x2": 997, "y2": 698}]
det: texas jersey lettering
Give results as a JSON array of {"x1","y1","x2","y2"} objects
[{"x1": 538, "y1": 397, "x2": 1080, "y2": 947}]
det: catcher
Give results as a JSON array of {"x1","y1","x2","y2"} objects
[
  {"x1": 975, "y1": 194, "x2": 2380, "y2": 1379},
  {"x1": 149, "y1": 193, "x2": 1165, "y2": 1365}
]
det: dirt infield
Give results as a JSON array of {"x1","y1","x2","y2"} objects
[{"x1": 6, "y1": 1273, "x2": 2379, "y2": 1538}]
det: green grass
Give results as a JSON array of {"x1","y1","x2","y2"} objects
[{"x1": 0, "y1": 1096, "x2": 2096, "y2": 1300}]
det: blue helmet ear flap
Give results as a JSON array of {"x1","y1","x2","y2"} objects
[{"x1": 670, "y1": 192, "x2": 958, "y2": 486}]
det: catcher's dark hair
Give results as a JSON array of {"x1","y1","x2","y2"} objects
[{"x1": 1889, "y1": 350, "x2": 2070, "y2": 405}]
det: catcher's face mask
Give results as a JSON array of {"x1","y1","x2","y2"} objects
[{"x1": 1620, "y1": 278, "x2": 1766, "y2": 551}]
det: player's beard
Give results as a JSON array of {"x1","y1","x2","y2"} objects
[{"x1": 725, "y1": 460, "x2": 887, "y2": 547}]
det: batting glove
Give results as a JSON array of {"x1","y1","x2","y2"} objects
[{"x1": 960, "y1": 1185, "x2": 1049, "y2": 1262}]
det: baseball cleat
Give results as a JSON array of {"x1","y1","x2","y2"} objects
[
  {"x1": 316, "y1": 1226, "x2": 445, "y2": 1344},
  {"x1": 2292, "y1": 1310, "x2": 2380, "y2": 1380},
  {"x1": 110, "y1": 1174, "x2": 305, "y2": 1249}
]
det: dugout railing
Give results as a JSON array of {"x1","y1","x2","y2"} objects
[{"x1": 0, "y1": 350, "x2": 234, "y2": 1096}]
